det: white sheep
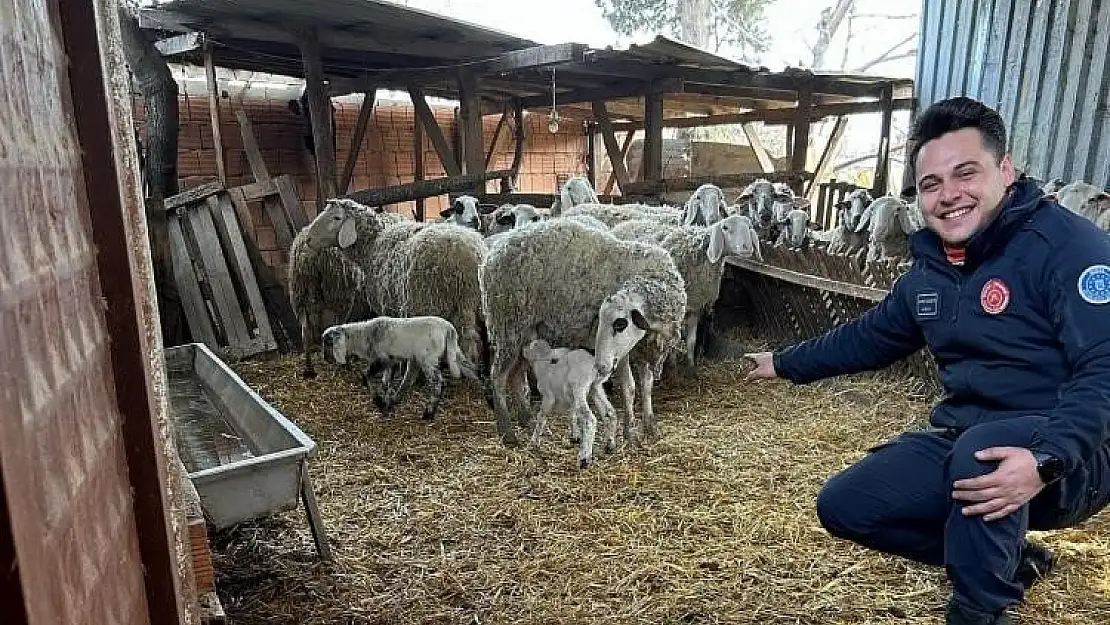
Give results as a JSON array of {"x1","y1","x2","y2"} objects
[
  {"x1": 610, "y1": 214, "x2": 761, "y2": 374},
  {"x1": 562, "y1": 202, "x2": 684, "y2": 227},
  {"x1": 775, "y1": 208, "x2": 820, "y2": 249},
  {"x1": 302, "y1": 198, "x2": 489, "y2": 373},
  {"x1": 480, "y1": 219, "x2": 687, "y2": 446},
  {"x1": 522, "y1": 339, "x2": 618, "y2": 468},
  {"x1": 551, "y1": 176, "x2": 600, "y2": 216},
  {"x1": 1054, "y1": 181, "x2": 1110, "y2": 230},
  {"x1": 864, "y1": 196, "x2": 917, "y2": 265},
  {"x1": 439, "y1": 195, "x2": 495, "y2": 230},
  {"x1": 682, "y1": 183, "x2": 729, "y2": 226},
  {"x1": 1041, "y1": 177, "x2": 1067, "y2": 194},
  {"x1": 321, "y1": 316, "x2": 481, "y2": 420},
  {"x1": 736, "y1": 179, "x2": 797, "y2": 243}
]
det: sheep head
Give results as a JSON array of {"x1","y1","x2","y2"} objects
[
  {"x1": 683, "y1": 183, "x2": 728, "y2": 226},
  {"x1": 305, "y1": 198, "x2": 380, "y2": 250},
  {"x1": 708, "y1": 214, "x2": 762, "y2": 263},
  {"x1": 522, "y1": 339, "x2": 553, "y2": 362},
  {"x1": 440, "y1": 195, "x2": 488, "y2": 229},
  {"x1": 320, "y1": 326, "x2": 348, "y2": 365},
  {"x1": 837, "y1": 189, "x2": 875, "y2": 233},
  {"x1": 1055, "y1": 182, "x2": 1110, "y2": 225},
  {"x1": 783, "y1": 209, "x2": 819, "y2": 249},
  {"x1": 593, "y1": 277, "x2": 685, "y2": 383},
  {"x1": 559, "y1": 176, "x2": 599, "y2": 216}
]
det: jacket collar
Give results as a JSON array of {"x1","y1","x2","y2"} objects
[{"x1": 909, "y1": 177, "x2": 1045, "y2": 272}]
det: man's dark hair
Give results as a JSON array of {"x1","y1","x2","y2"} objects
[{"x1": 908, "y1": 97, "x2": 1008, "y2": 171}]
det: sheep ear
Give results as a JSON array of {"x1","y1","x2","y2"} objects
[
  {"x1": 684, "y1": 196, "x2": 699, "y2": 224},
  {"x1": 750, "y1": 227, "x2": 764, "y2": 262},
  {"x1": 477, "y1": 203, "x2": 498, "y2": 215},
  {"x1": 854, "y1": 205, "x2": 874, "y2": 232},
  {"x1": 338, "y1": 218, "x2": 358, "y2": 248},
  {"x1": 708, "y1": 224, "x2": 725, "y2": 263},
  {"x1": 631, "y1": 309, "x2": 650, "y2": 331},
  {"x1": 793, "y1": 197, "x2": 811, "y2": 210}
]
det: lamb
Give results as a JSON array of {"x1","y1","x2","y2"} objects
[
  {"x1": 321, "y1": 316, "x2": 482, "y2": 420},
  {"x1": 737, "y1": 179, "x2": 796, "y2": 243},
  {"x1": 562, "y1": 202, "x2": 684, "y2": 227},
  {"x1": 1054, "y1": 181, "x2": 1110, "y2": 230},
  {"x1": 824, "y1": 190, "x2": 873, "y2": 261},
  {"x1": 863, "y1": 196, "x2": 917, "y2": 265},
  {"x1": 550, "y1": 176, "x2": 600, "y2": 216},
  {"x1": 682, "y1": 183, "x2": 729, "y2": 226},
  {"x1": 610, "y1": 214, "x2": 761, "y2": 374},
  {"x1": 775, "y1": 208, "x2": 820, "y2": 249},
  {"x1": 480, "y1": 219, "x2": 687, "y2": 446},
  {"x1": 302, "y1": 198, "x2": 489, "y2": 373},
  {"x1": 439, "y1": 195, "x2": 494, "y2": 230},
  {"x1": 522, "y1": 339, "x2": 618, "y2": 468}
]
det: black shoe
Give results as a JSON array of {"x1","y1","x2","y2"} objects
[
  {"x1": 1016, "y1": 540, "x2": 1056, "y2": 591},
  {"x1": 945, "y1": 598, "x2": 1013, "y2": 625}
]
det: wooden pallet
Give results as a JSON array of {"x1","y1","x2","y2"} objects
[{"x1": 167, "y1": 186, "x2": 277, "y2": 359}]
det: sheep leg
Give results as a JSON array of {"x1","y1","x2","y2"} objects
[
  {"x1": 421, "y1": 364, "x2": 445, "y2": 420},
  {"x1": 589, "y1": 383, "x2": 619, "y2": 454},
  {"x1": 507, "y1": 358, "x2": 533, "y2": 429},
  {"x1": 373, "y1": 364, "x2": 395, "y2": 415},
  {"x1": 616, "y1": 356, "x2": 637, "y2": 443},
  {"x1": 392, "y1": 361, "x2": 418, "y2": 402},
  {"x1": 489, "y1": 350, "x2": 521, "y2": 446},
  {"x1": 299, "y1": 311, "x2": 319, "y2": 379},
  {"x1": 683, "y1": 312, "x2": 701, "y2": 377},
  {"x1": 576, "y1": 400, "x2": 598, "y2": 469},
  {"x1": 636, "y1": 359, "x2": 659, "y2": 441},
  {"x1": 568, "y1": 406, "x2": 581, "y2": 445},
  {"x1": 530, "y1": 396, "x2": 555, "y2": 447}
]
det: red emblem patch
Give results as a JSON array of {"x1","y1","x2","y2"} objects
[{"x1": 980, "y1": 278, "x2": 1010, "y2": 314}]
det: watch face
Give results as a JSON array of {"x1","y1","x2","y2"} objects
[{"x1": 1037, "y1": 456, "x2": 1064, "y2": 484}]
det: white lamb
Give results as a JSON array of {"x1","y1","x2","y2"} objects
[
  {"x1": 321, "y1": 316, "x2": 483, "y2": 421},
  {"x1": 522, "y1": 339, "x2": 618, "y2": 468},
  {"x1": 551, "y1": 176, "x2": 600, "y2": 216},
  {"x1": 1053, "y1": 181, "x2": 1110, "y2": 230}
]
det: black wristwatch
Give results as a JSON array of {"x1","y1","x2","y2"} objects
[{"x1": 1033, "y1": 452, "x2": 1065, "y2": 485}]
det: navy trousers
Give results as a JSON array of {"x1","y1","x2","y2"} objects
[{"x1": 815, "y1": 416, "x2": 1110, "y2": 613}]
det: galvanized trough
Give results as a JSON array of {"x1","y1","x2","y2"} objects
[{"x1": 165, "y1": 342, "x2": 331, "y2": 559}]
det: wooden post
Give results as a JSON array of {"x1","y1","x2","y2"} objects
[
  {"x1": 592, "y1": 101, "x2": 631, "y2": 192},
  {"x1": 340, "y1": 88, "x2": 378, "y2": 194},
  {"x1": 414, "y1": 114, "x2": 425, "y2": 221},
  {"x1": 805, "y1": 116, "x2": 848, "y2": 198},
  {"x1": 586, "y1": 122, "x2": 597, "y2": 188},
  {"x1": 741, "y1": 122, "x2": 775, "y2": 173},
  {"x1": 873, "y1": 82, "x2": 895, "y2": 196},
  {"x1": 603, "y1": 130, "x2": 636, "y2": 195},
  {"x1": 789, "y1": 88, "x2": 813, "y2": 196},
  {"x1": 458, "y1": 71, "x2": 485, "y2": 194},
  {"x1": 202, "y1": 37, "x2": 227, "y2": 185},
  {"x1": 408, "y1": 86, "x2": 461, "y2": 176},
  {"x1": 484, "y1": 106, "x2": 509, "y2": 170},
  {"x1": 296, "y1": 28, "x2": 338, "y2": 200},
  {"x1": 642, "y1": 83, "x2": 665, "y2": 184},
  {"x1": 510, "y1": 98, "x2": 525, "y2": 190}
]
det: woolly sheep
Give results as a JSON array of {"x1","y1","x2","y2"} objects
[
  {"x1": 736, "y1": 179, "x2": 780, "y2": 240},
  {"x1": 610, "y1": 214, "x2": 761, "y2": 374},
  {"x1": 562, "y1": 202, "x2": 684, "y2": 228},
  {"x1": 302, "y1": 198, "x2": 489, "y2": 372},
  {"x1": 479, "y1": 219, "x2": 687, "y2": 445},
  {"x1": 522, "y1": 339, "x2": 618, "y2": 468},
  {"x1": 682, "y1": 183, "x2": 729, "y2": 226},
  {"x1": 775, "y1": 208, "x2": 820, "y2": 250},
  {"x1": 1054, "y1": 181, "x2": 1110, "y2": 230},
  {"x1": 322, "y1": 316, "x2": 481, "y2": 420},
  {"x1": 864, "y1": 196, "x2": 917, "y2": 265},
  {"x1": 551, "y1": 176, "x2": 600, "y2": 216}
]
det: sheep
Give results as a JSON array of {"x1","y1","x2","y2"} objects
[
  {"x1": 1054, "y1": 181, "x2": 1110, "y2": 230},
  {"x1": 682, "y1": 183, "x2": 729, "y2": 226},
  {"x1": 610, "y1": 214, "x2": 761, "y2": 375},
  {"x1": 439, "y1": 195, "x2": 495, "y2": 230},
  {"x1": 822, "y1": 190, "x2": 874, "y2": 264},
  {"x1": 775, "y1": 208, "x2": 821, "y2": 249},
  {"x1": 301, "y1": 198, "x2": 489, "y2": 374},
  {"x1": 736, "y1": 179, "x2": 797, "y2": 243},
  {"x1": 1041, "y1": 177, "x2": 1068, "y2": 194},
  {"x1": 864, "y1": 196, "x2": 917, "y2": 265},
  {"x1": 321, "y1": 316, "x2": 481, "y2": 420},
  {"x1": 562, "y1": 202, "x2": 684, "y2": 228},
  {"x1": 522, "y1": 339, "x2": 618, "y2": 468},
  {"x1": 551, "y1": 176, "x2": 600, "y2": 216},
  {"x1": 479, "y1": 218, "x2": 687, "y2": 446},
  {"x1": 287, "y1": 226, "x2": 372, "y2": 378}
]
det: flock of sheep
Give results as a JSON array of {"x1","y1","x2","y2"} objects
[{"x1": 286, "y1": 174, "x2": 1109, "y2": 467}]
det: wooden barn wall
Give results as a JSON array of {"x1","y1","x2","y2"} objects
[
  {"x1": 915, "y1": 0, "x2": 1110, "y2": 188},
  {"x1": 2, "y1": 0, "x2": 187, "y2": 624}
]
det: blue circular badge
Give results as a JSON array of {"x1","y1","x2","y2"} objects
[{"x1": 1078, "y1": 264, "x2": 1110, "y2": 305}]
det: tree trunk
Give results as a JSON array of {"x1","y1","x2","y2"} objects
[
  {"x1": 677, "y1": 0, "x2": 711, "y2": 144},
  {"x1": 118, "y1": 4, "x2": 187, "y2": 346}
]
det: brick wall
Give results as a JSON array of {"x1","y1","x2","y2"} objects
[{"x1": 134, "y1": 91, "x2": 588, "y2": 277}]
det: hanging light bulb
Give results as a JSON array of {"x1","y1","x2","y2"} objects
[{"x1": 548, "y1": 67, "x2": 560, "y2": 133}]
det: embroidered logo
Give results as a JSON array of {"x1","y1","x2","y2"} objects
[
  {"x1": 915, "y1": 291, "x2": 939, "y2": 318},
  {"x1": 1078, "y1": 264, "x2": 1110, "y2": 305},
  {"x1": 980, "y1": 278, "x2": 1010, "y2": 315}
]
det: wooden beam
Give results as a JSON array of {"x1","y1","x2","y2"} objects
[
  {"x1": 345, "y1": 169, "x2": 514, "y2": 207},
  {"x1": 485, "y1": 108, "x2": 509, "y2": 170},
  {"x1": 789, "y1": 89, "x2": 813, "y2": 194},
  {"x1": 297, "y1": 28, "x2": 338, "y2": 200},
  {"x1": 408, "y1": 86, "x2": 461, "y2": 176},
  {"x1": 458, "y1": 72, "x2": 485, "y2": 194},
  {"x1": 872, "y1": 83, "x2": 895, "y2": 196},
  {"x1": 414, "y1": 111, "x2": 425, "y2": 221},
  {"x1": 610, "y1": 98, "x2": 914, "y2": 131},
  {"x1": 741, "y1": 122, "x2": 775, "y2": 173},
  {"x1": 603, "y1": 130, "x2": 636, "y2": 195},
  {"x1": 642, "y1": 84, "x2": 664, "y2": 183},
  {"x1": 586, "y1": 123, "x2": 597, "y2": 188},
  {"x1": 203, "y1": 38, "x2": 227, "y2": 185},
  {"x1": 727, "y1": 257, "x2": 887, "y2": 302},
  {"x1": 163, "y1": 181, "x2": 223, "y2": 211},
  {"x1": 509, "y1": 98, "x2": 525, "y2": 190},
  {"x1": 622, "y1": 171, "x2": 811, "y2": 195},
  {"x1": 520, "y1": 78, "x2": 683, "y2": 109},
  {"x1": 154, "y1": 31, "x2": 201, "y2": 57},
  {"x1": 593, "y1": 101, "x2": 632, "y2": 192},
  {"x1": 340, "y1": 88, "x2": 377, "y2": 194},
  {"x1": 806, "y1": 116, "x2": 849, "y2": 198}
]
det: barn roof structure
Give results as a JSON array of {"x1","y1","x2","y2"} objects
[{"x1": 139, "y1": 0, "x2": 915, "y2": 207}]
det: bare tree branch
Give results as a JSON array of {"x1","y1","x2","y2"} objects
[
  {"x1": 851, "y1": 32, "x2": 917, "y2": 72},
  {"x1": 831, "y1": 143, "x2": 906, "y2": 171},
  {"x1": 854, "y1": 49, "x2": 917, "y2": 73},
  {"x1": 811, "y1": 0, "x2": 856, "y2": 69},
  {"x1": 850, "y1": 13, "x2": 918, "y2": 19}
]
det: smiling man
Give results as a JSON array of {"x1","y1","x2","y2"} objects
[{"x1": 744, "y1": 97, "x2": 1110, "y2": 624}]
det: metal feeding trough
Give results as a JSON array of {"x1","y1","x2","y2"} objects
[{"x1": 165, "y1": 342, "x2": 331, "y2": 559}]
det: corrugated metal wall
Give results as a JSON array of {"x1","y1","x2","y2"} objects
[{"x1": 915, "y1": 0, "x2": 1110, "y2": 189}]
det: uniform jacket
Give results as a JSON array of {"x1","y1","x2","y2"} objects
[{"x1": 774, "y1": 178, "x2": 1110, "y2": 473}]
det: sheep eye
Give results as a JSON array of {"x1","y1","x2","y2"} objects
[{"x1": 612, "y1": 318, "x2": 628, "y2": 333}]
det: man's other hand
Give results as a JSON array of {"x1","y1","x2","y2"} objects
[
  {"x1": 744, "y1": 352, "x2": 777, "y2": 380},
  {"x1": 952, "y1": 447, "x2": 1046, "y2": 522}
]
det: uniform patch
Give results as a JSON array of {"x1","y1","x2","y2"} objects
[
  {"x1": 980, "y1": 278, "x2": 1010, "y2": 314},
  {"x1": 1078, "y1": 264, "x2": 1110, "y2": 304},
  {"x1": 915, "y1": 291, "x2": 939, "y2": 318}
]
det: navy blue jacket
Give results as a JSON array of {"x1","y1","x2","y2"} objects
[{"x1": 774, "y1": 178, "x2": 1110, "y2": 473}]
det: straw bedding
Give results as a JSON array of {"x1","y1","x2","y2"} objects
[{"x1": 216, "y1": 352, "x2": 1110, "y2": 624}]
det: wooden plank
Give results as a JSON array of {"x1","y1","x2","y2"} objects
[
  {"x1": 203, "y1": 40, "x2": 227, "y2": 185},
  {"x1": 346, "y1": 169, "x2": 514, "y2": 206},
  {"x1": 207, "y1": 194, "x2": 276, "y2": 352},
  {"x1": 520, "y1": 78, "x2": 682, "y2": 109},
  {"x1": 263, "y1": 194, "x2": 296, "y2": 251},
  {"x1": 168, "y1": 214, "x2": 218, "y2": 346},
  {"x1": 586, "y1": 123, "x2": 597, "y2": 188},
  {"x1": 184, "y1": 203, "x2": 253, "y2": 347},
  {"x1": 789, "y1": 89, "x2": 812, "y2": 185},
  {"x1": 165, "y1": 182, "x2": 223, "y2": 211},
  {"x1": 340, "y1": 89, "x2": 378, "y2": 194},
  {"x1": 484, "y1": 108, "x2": 508, "y2": 170},
  {"x1": 872, "y1": 84, "x2": 894, "y2": 196},
  {"x1": 642, "y1": 85, "x2": 664, "y2": 183},
  {"x1": 725, "y1": 257, "x2": 888, "y2": 303},
  {"x1": 297, "y1": 28, "x2": 338, "y2": 199},
  {"x1": 234, "y1": 108, "x2": 271, "y2": 182},
  {"x1": 806, "y1": 116, "x2": 848, "y2": 197},
  {"x1": 592, "y1": 101, "x2": 631, "y2": 191},
  {"x1": 154, "y1": 31, "x2": 201, "y2": 56},
  {"x1": 300, "y1": 464, "x2": 332, "y2": 560},
  {"x1": 623, "y1": 171, "x2": 810, "y2": 195},
  {"x1": 408, "y1": 86, "x2": 461, "y2": 176},
  {"x1": 236, "y1": 179, "x2": 277, "y2": 201},
  {"x1": 274, "y1": 175, "x2": 308, "y2": 231},
  {"x1": 610, "y1": 98, "x2": 915, "y2": 131},
  {"x1": 458, "y1": 72, "x2": 485, "y2": 193},
  {"x1": 509, "y1": 98, "x2": 525, "y2": 190},
  {"x1": 741, "y1": 122, "x2": 775, "y2": 173},
  {"x1": 188, "y1": 518, "x2": 214, "y2": 593},
  {"x1": 603, "y1": 130, "x2": 636, "y2": 195}
]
